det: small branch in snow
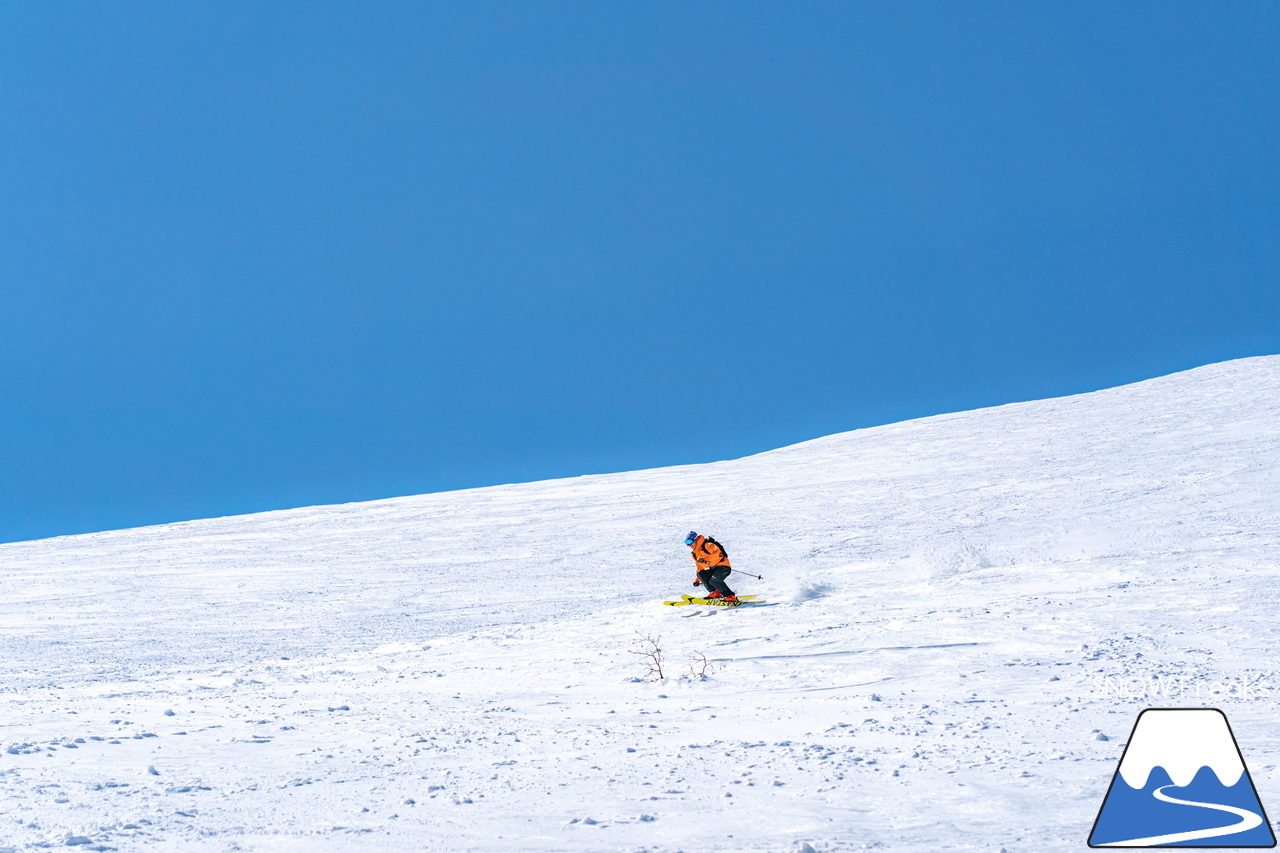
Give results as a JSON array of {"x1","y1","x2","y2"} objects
[
  {"x1": 681, "y1": 651, "x2": 719, "y2": 681},
  {"x1": 628, "y1": 632, "x2": 666, "y2": 682}
]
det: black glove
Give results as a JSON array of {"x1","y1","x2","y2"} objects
[{"x1": 693, "y1": 579, "x2": 701, "y2": 587}]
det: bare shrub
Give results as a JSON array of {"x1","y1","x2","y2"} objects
[
  {"x1": 681, "y1": 651, "x2": 719, "y2": 681},
  {"x1": 628, "y1": 632, "x2": 665, "y2": 682}
]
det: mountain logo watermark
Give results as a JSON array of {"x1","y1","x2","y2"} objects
[{"x1": 1089, "y1": 707, "x2": 1275, "y2": 847}]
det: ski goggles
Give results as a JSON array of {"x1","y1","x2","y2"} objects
[{"x1": 685, "y1": 531, "x2": 698, "y2": 546}]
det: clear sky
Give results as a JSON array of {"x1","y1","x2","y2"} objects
[{"x1": 2, "y1": 2, "x2": 1278, "y2": 544}]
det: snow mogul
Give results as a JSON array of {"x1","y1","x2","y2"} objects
[{"x1": 685, "y1": 531, "x2": 738, "y2": 603}]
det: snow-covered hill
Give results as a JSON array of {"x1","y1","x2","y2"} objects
[{"x1": 2, "y1": 356, "x2": 1279, "y2": 852}]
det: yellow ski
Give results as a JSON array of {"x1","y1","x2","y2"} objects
[{"x1": 663, "y1": 594, "x2": 763, "y2": 607}]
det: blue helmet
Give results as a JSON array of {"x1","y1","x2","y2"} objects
[{"x1": 685, "y1": 531, "x2": 698, "y2": 546}]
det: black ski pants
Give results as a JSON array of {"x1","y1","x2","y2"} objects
[{"x1": 696, "y1": 566, "x2": 735, "y2": 597}]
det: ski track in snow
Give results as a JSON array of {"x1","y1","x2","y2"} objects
[{"x1": 1, "y1": 356, "x2": 1279, "y2": 851}]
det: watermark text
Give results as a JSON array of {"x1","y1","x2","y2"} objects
[{"x1": 1091, "y1": 673, "x2": 1270, "y2": 700}]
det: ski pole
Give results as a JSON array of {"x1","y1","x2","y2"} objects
[{"x1": 732, "y1": 570, "x2": 763, "y2": 580}]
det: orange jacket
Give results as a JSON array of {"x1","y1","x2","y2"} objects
[{"x1": 691, "y1": 535, "x2": 731, "y2": 576}]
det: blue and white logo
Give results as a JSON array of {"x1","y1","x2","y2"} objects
[{"x1": 1089, "y1": 708, "x2": 1276, "y2": 847}]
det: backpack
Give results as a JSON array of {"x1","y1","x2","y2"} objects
[{"x1": 704, "y1": 536, "x2": 728, "y2": 561}]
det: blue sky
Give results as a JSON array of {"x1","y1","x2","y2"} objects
[{"x1": 2, "y1": 2, "x2": 1278, "y2": 544}]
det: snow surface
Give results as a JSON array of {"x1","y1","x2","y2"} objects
[{"x1": 2, "y1": 355, "x2": 1279, "y2": 852}]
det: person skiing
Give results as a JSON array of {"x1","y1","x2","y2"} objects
[{"x1": 685, "y1": 531, "x2": 738, "y2": 603}]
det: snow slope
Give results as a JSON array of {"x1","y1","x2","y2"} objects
[{"x1": 2, "y1": 356, "x2": 1279, "y2": 852}]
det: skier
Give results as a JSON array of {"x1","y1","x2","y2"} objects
[{"x1": 685, "y1": 531, "x2": 738, "y2": 603}]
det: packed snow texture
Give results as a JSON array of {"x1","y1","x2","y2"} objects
[{"x1": 2, "y1": 356, "x2": 1279, "y2": 851}]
